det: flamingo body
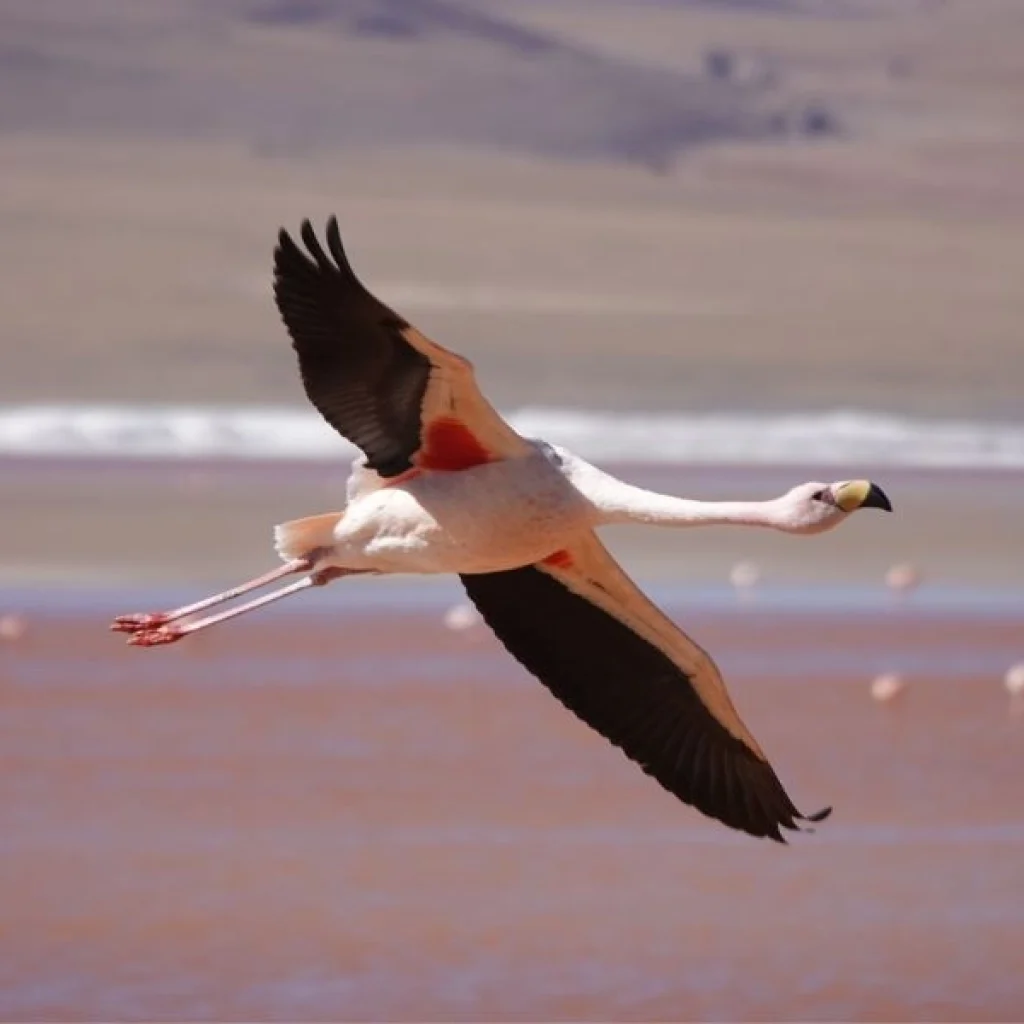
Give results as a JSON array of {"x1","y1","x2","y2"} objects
[{"x1": 285, "y1": 442, "x2": 591, "y2": 576}]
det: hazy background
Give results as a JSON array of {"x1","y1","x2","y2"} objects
[
  {"x1": 2, "y1": 5, "x2": 1024, "y2": 1021},
  {"x1": 1, "y1": 0, "x2": 1023, "y2": 415}
]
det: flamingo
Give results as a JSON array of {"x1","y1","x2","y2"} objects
[
  {"x1": 112, "y1": 217, "x2": 892, "y2": 842},
  {"x1": 885, "y1": 562, "x2": 922, "y2": 601},
  {"x1": 870, "y1": 672, "x2": 907, "y2": 704}
]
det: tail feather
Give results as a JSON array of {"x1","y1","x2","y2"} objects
[{"x1": 274, "y1": 512, "x2": 342, "y2": 563}]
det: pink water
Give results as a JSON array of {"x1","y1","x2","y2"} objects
[{"x1": 1, "y1": 603, "x2": 1022, "y2": 1020}]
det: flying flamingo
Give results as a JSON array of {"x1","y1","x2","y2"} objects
[{"x1": 112, "y1": 217, "x2": 892, "y2": 842}]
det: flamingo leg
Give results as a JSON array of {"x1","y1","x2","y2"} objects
[
  {"x1": 110, "y1": 558, "x2": 313, "y2": 634},
  {"x1": 126, "y1": 567, "x2": 362, "y2": 647}
]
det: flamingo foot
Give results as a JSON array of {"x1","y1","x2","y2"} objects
[
  {"x1": 111, "y1": 613, "x2": 168, "y2": 634},
  {"x1": 127, "y1": 626, "x2": 185, "y2": 647},
  {"x1": 115, "y1": 565, "x2": 366, "y2": 649}
]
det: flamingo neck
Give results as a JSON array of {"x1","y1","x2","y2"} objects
[{"x1": 592, "y1": 479, "x2": 788, "y2": 530}]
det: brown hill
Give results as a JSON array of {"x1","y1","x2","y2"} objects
[{"x1": 0, "y1": 0, "x2": 830, "y2": 167}]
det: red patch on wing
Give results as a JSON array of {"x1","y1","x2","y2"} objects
[
  {"x1": 542, "y1": 549, "x2": 575, "y2": 570},
  {"x1": 419, "y1": 417, "x2": 492, "y2": 472}
]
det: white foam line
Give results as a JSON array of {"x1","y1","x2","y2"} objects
[{"x1": 2, "y1": 404, "x2": 1023, "y2": 469}]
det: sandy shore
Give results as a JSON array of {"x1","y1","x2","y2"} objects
[
  {"x1": 2, "y1": 134, "x2": 1024, "y2": 420},
  {"x1": 1, "y1": 605, "x2": 1023, "y2": 1020}
]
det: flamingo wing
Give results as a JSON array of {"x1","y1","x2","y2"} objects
[
  {"x1": 273, "y1": 217, "x2": 530, "y2": 477},
  {"x1": 460, "y1": 533, "x2": 830, "y2": 842}
]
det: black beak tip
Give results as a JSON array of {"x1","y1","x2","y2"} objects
[{"x1": 865, "y1": 483, "x2": 893, "y2": 512}]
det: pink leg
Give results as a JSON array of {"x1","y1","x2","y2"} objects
[
  {"x1": 126, "y1": 567, "x2": 360, "y2": 648},
  {"x1": 111, "y1": 558, "x2": 312, "y2": 634}
]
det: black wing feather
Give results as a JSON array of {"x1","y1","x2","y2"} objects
[
  {"x1": 461, "y1": 565, "x2": 831, "y2": 842},
  {"x1": 273, "y1": 217, "x2": 432, "y2": 477}
]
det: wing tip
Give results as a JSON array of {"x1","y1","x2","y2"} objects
[
  {"x1": 273, "y1": 224, "x2": 315, "y2": 283},
  {"x1": 273, "y1": 216, "x2": 370, "y2": 295},
  {"x1": 274, "y1": 225, "x2": 297, "y2": 258},
  {"x1": 325, "y1": 215, "x2": 352, "y2": 272},
  {"x1": 773, "y1": 803, "x2": 833, "y2": 843},
  {"x1": 299, "y1": 218, "x2": 331, "y2": 269}
]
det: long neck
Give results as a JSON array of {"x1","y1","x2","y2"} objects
[{"x1": 589, "y1": 476, "x2": 786, "y2": 530}]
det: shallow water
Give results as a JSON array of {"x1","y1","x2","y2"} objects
[{"x1": 1, "y1": 600, "x2": 1023, "y2": 1020}]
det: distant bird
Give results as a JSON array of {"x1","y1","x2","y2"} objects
[
  {"x1": 442, "y1": 601, "x2": 482, "y2": 632},
  {"x1": 729, "y1": 560, "x2": 761, "y2": 601},
  {"x1": 870, "y1": 672, "x2": 907, "y2": 704},
  {"x1": 111, "y1": 217, "x2": 893, "y2": 842},
  {"x1": 885, "y1": 562, "x2": 922, "y2": 600},
  {"x1": 0, "y1": 614, "x2": 27, "y2": 643},
  {"x1": 1005, "y1": 664, "x2": 1024, "y2": 699}
]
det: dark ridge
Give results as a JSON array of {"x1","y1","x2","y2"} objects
[
  {"x1": 651, "y1": 0, "x2": 906, "y2": 17},
  {"x1": 0, "y1": 0, "x2": 842, "y2": 167},
  {"x1": 248, "y1": 0, "x2": 561, "y2": 55}
]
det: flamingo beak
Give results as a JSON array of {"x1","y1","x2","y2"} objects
[{"x1": 834, "y1": 480, "x2": 892, "y2": 513}]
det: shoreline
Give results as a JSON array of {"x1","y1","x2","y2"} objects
[{"x1": 3, "y1": 405, "x2": 1024, "y2": 467}]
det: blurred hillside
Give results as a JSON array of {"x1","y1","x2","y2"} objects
[
  {"x1": 0, "y1": 0, "x2": 1022, "y2": 416},
  {"x1": 0, "y1": 0, "x2": 841, "y2": 167}
]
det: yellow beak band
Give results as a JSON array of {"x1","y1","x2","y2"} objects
[
  {"x1": 834, "y1": 480, "x2": 892, "y2": 513},
  {"x1": 835, "y1": 480, "x2": 872, "y2": 512}
]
